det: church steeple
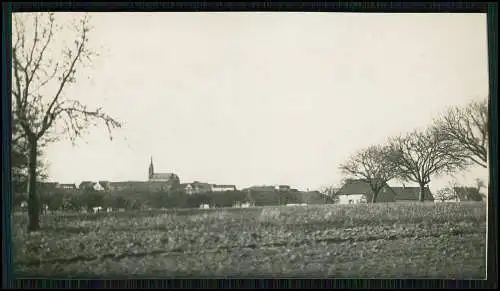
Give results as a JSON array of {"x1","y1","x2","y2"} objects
[{"x1": 148, "y1": 156, "x2": 154, "y2": 180}]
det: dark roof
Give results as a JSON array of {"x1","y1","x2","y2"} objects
[
  {"x1": 79, "y1": 181, "x2": 96, "y2": 187},
  {"x1": 110, "y1": 181, "x2": 173, "y2": 186},
  {"x1": 391, "y1": 187, "x2": 434, "y2": 201},
  {"x1": 245, "y1": 186, "x2": 276, "y2": 192},
  {"x1": 38, "y1": 182, "x2": 59, "y2": 188},
  {"x1": 110, "y1": 181, "x2": 146, "y2": 185},
  {"x1": 453, "y1": 187, "x2": 483, "y2": 201},
  {"x1": 107, "y1": 181, "x2": 173, "y2": 192},
  {"x1": 212, "y1": 184, "x2": 236, "y2": 188},
  {"x1": 192, "y1": 183, "x2": 212, "y2": 190},
  {"x1": 192, "y1": 181, "x2": 211, "y2": 186},
  {"x1": 337, "y1": 179, "x2": 396, "y2": 203},
  {"x1": 245, "y1": 190, "x2": 281, "y2": 205},
  {"x1": 150, "y1": 173, "x2": 178, "y2": 180}
]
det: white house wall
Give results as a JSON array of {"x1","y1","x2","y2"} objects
[
  {"x1": 338, "y1": 194, "x2": 366, "y2": 204},
  {"x1": 211, "y1": 186, "x2": 235, "y2": 192}
]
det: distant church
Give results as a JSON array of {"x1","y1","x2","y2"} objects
[
  {"x1": 148, "y1": 157, "x2": 180, "y2": 183},
  {"x1": 76, "y1": 157, "x2": 180, "y2": 193}
]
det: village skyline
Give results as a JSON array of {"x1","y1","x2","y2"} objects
[
  {"x1": 41, "y1": 154, "x2": 487, "y2": 194},
  {"x1": 37, "y1": 12, "x2": 489, "y2": 193}
]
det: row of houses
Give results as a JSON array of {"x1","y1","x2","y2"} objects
[
  {"x1": 335, "y1": 179, "x2": 433, "y2": 204},
  {"x1": 41, "y1": 180, "x2": 298, "y2": 195},
  {"x1": 37, "y1": 158, "x2": 311, "y2": 197},
  {"x1": 334, "y1": 179, "x2": 484, "y2": 204}
]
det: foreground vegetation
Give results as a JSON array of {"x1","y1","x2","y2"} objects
[
  {"x1": 14, "y1": 188, "x2": 335, "y2": 214},
  {"x1": 13, "y1": 202, "x2": 486, "y2": 278}
]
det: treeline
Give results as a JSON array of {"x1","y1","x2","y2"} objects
[{"x1": 14, "y1": 188, "x2": 335, "y2": 212}]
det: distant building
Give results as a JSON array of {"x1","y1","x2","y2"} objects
[
  {"x1": 336, "y1": 179, "x2": 395, "y2": 204},
  {"x1": 98, "y1": 181, "x2": 111, "y2": 191},
  {"x1": 436, "y1": 186, "x2": 484, "y2": 202},
  {"x1": 243, "y1": 185, "x2": 276, "y2": 192},
  {"x1": 181, "y1": 181, "x2": 212, "y2": 195},
  {"x1": 39, "y1": 182, "x2": 59, "y2": 189},
  {"x1": 286, "y1": 203, "x2": 307, "y2": 207},
  {"x1": 105, "y1": 157, "x2": 180, "y2": 192},
  {"x1": 452, "y1": 186, "x2": 484, "y2": 202},
  {"x1": 211, "y1": 184, "x2": 237, "y2": 192},
  {"x1": 57, "y1": 183, "x2": 77, "y2": 191},
  {"x1": 108, "y1": 181, "x2": 173, "y2": 192},
  {"x1": 391, "y1": 185, "x2": 434, "y2": 202},
  {"x1": 79, "y1": 181, "x2": 104, "y2": 192},
  {"x1": 233, "y1": 201, "x2": 255, "y2": 208},
  {"x1": 240, "y1": 202, "x2": 255, "y2": 208},
  {"x1": 148, "y1": 157, "x2": 179, "y2": 183},
  {"x1": 336, "y1": 179, "x2": 434, "y2": 204},
  {"x1": 274, "y1": 185, "x2": 291, "y2": 192}
]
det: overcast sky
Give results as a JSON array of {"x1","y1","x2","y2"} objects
[{"x1": 31, "y1": 12, "x2": 488, "y2": 192}]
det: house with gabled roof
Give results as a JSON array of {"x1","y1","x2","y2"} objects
[
  {"x1": 336, "y1": 179, "x2": 435, "y2": 204},
  {"x1": 98, "y1": 181, "x2": 111, "y2": 191},
  {"x1": 449, "y1": 186, "x2": 484, "y2": 202},
  {"x1": 181, "y1": 181, "x2": 212, "y2": 195},
  {"x1": 336, "y1": 179, "x2": 396, "y2": 204},
  {"x1": 391, "y1": 185, "x2": 434, "y2": 202},
  {"x1": 79, "y1": 181, "x2": 104, "y2": 192}
]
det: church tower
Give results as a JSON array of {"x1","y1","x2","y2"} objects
[{"x1": 148, "y1": 156, "x2": 154, "y2": 180}]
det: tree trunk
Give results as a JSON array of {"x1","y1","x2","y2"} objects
[
  {"x1": 27, "y1": 136, "x2": 40, "y2": 232},
  {"x1": 371, "y1": 191, "x2": 378, "y2": 203},
  {"x1": 369, "y1": 185, "x2": 382, "y2": 203},
  {"x1": 418, "y1": 182, "x2": 426, "y2": 202}
]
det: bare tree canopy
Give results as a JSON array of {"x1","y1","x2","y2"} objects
[
  {"x1": 318, "y1": 185, "x2": 340, "y2": 196},
  {"x1": 339, "y1": 145, "x2": 398, "y2": 203},
  {"x1": 433, "y1": 98, "x2": 488, "y2": 168},
  {"x1": 434, "y1": 187, "x2": 458, "y2": 202},
  {"x1": 388, "y1": 128, "x2": 469, "y2": 202},
  {"x1": 475, "y1": 178, "x2": 486, "y2": 192},
  {"x1": 12, "y1": 12, "x2": 121, "y2": 231}
]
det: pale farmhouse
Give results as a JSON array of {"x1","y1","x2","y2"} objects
[
  {"x1": 211, "y1": 184, "x2": 237, "y2": 192},
  {"x1": 181, "y1": 181, "x2": 212, "y2": 195},
  {"x1": 336, "y1": 179, "x2": 395, "y2": 204}
]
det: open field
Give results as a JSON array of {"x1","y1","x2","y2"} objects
[{"x1": 13, "y1": 202, "x2": 486, "y2": 279}]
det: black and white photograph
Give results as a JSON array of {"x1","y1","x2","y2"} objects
[{"x1": 11, "y1": 12, "x2": 489, "y2": 278}]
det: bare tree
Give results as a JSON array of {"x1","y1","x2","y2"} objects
[
  {"x1": 339, "y1": 145, "x2": 399, "y2": 203},
  {"x1": 434, "y1": 187, "x2": 457, "y2": 202},
  {"x1": 12, "y1": 13, "x2": 121, "y2": 231},
  {"x1": 318, "y1": 185, "x2": 340, "y2": 196},
  {"x1": 474, "y1": 178, "x2": 488, "y2": 200},
  {"x1": 475, "y1": 178, "x2": 486, "y2": 193},
  {"x1": 388, "y1": 129, "x2": 469, "y2": 202},
  {"x1": 434, "y1": 180, "x2": 460, "y2": 202},
  {"x1": 433, "y1": 98, "x2": 488, "y2": 168}
]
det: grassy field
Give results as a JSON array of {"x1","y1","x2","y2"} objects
[{"x1": 12, "y1": 202, "x2": 486, "y2": 279}]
